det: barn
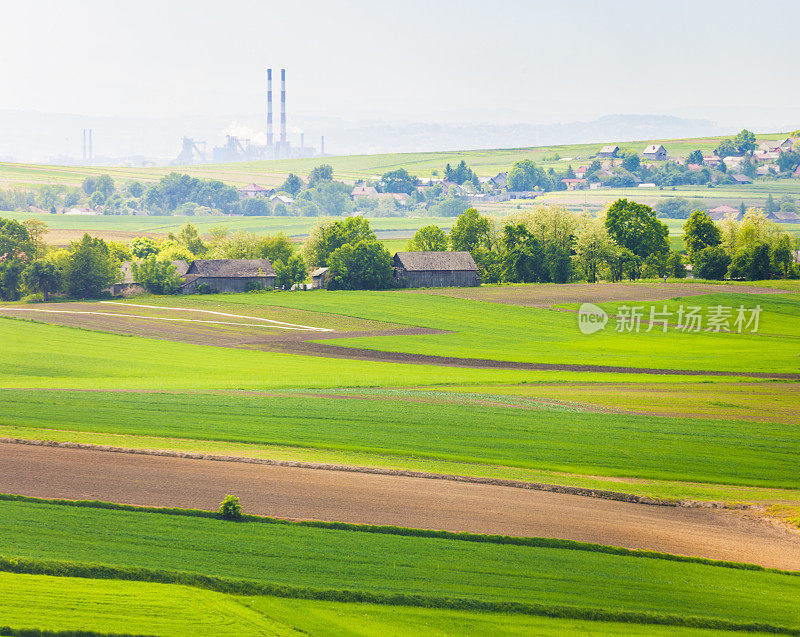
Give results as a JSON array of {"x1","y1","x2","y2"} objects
[
  {"x1": 110, "y1": 260, "x2": 189, "y2": 296},
  {"x1": 393, "y1": 251, "x2": 479, "y2": 288},
  {"x1": 643, "y1": 144, "x2": 667, "y2": 161},
  {"x1": 179, "y1": 259, "x2": 276, "y2": 294}
]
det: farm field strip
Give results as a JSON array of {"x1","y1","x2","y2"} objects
[
  {"x1": 2, "y1": 388, "x2": 798, "y2": 488},
  {"x1": 3, "y1": 571, "x2": 750, "y2": 637},
  {"x1": 5, "y1": 425, "x2": 799, "y2": 507},
  {"x1": 2, "y1": 497, "x2": 800, "y2": 624}
]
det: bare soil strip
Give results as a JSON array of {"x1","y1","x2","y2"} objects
[
  {"x1": 1, "y1": 442, "x2": 798, "y2": 569},
  {"x1": 412, "y1": 282, "x2": 794, "y2": 308}
]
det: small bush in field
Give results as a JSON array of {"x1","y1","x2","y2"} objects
[{"x1": 218, "y1": 495, "x2": 243, "y2": 521}]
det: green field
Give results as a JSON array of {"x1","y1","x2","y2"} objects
[
  {"x1": 2, "y1": 498, "x2": 800, "y2": 633},
  {"x1": 2, "y1": 388, "x2": 797, "y2": 489},
  {"x1": 0, "y1": 572, "x2": 757, "y2": 637}
]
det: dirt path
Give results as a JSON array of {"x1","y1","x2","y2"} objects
[{"x1": 2, "y1": 442, "x2": 798, "y2": 569}]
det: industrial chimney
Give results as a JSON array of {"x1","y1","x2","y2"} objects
[
  {"x1": 320, "y1": 135, "x2": 325, "y2": 156},
  {"x1": 266, "y1": 69, "x2": 273, "y2": 151},
  {"x1": 88, "y1": 129, "x2": 93, "y2": 162},
  {"x1": 280, "y1": 68, "x2": 287, "y2": 146},
  {"x1": 82, "y1": 129, "x2": 87, "y2": 162}
]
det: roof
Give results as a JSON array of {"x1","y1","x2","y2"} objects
[
  {"x1": 351, "y1": 185, "x2": 378, "y2": 197},
  {"x1": 311, "y1": 267, "x2": 329, "y2": 277},
  {"x1": 394, "y1": 251, "x2": 478, "y2": 272},
  {"x1": 187, "y1": 258, "x2": 275, "y2": 278},
  {"x1": 237, "y1": 183, "x2": 270, "y2": 193},
  {"x1": 643, "y1": 144, "x2": 666, "y2": 154},
  {"x1": 599, "y1": 145, "x2": 619, "y2": 154},
  {"x1": 708, "y1": 205, "x2": 740, "y2": 217},
  {"x1": 561, "y1": 178, "x2": 586, "y2": 184},
  {"x1": 731, "y1": 174, "x2": 752, "y2": 182}
]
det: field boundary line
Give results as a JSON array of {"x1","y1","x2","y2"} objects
[
  {"x1": 100, "y1": 302, "x2": 332, "y2": 331},
  {"x1": 0, "y1": 436, "x2": 743, "y2": 510},
  {"x1": 0, "y1": 307, "x2": 331, "y2": 332},
  {"x1": 0, "y1": 555, "x2": 798, "y2": 634}
]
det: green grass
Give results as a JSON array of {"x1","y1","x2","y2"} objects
[
  {"x1": 1, "y1": 388, "x2": 798, "y2": 487},
  {"x1": 145, "y1": 290, "x2": 800, "y2": 374},
  {"x1": 2, "y1": 499, "x2": 800, "y2": 630},
  {"x1": 0, "y1": 571, "x2": 763, "y2": 637}
]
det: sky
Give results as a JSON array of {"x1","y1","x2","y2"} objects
[{"x1": 1, "y1": 0, "x2": 799, "y2": 155}]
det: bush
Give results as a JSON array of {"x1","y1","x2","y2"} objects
[
  {"x1": 218, "y1": 495, "x2": 243, "y2": 521},
  {"x1": 196, "y1": 283, "x2": 213, "y2": 294}
]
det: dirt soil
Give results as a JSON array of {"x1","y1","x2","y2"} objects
[
  {"x1": 412, "y1": 282, "x2": 793, "y2": 307},
  {"x1": 2, "y1": 442, "x2": 798, "y2": 570}
]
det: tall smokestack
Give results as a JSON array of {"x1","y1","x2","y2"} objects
[
  {"x1": 88, "y1": 129, "x2": 93, "y2": 161},
  {"x1": 300, "y1": 132, "x2": 304, "y2": 152},
  {"x1": 82, "y1": 129, "x2": 87, "y2": 162},
  {"x1": 280, "y1": 68, "x2": 286, "y2": 145},
  {"x1": 321, "y1": 135, "x2": 325, "y2": 156},
  {"x1": 266, "y1": 69, "x2": 273, "y2": 149}
]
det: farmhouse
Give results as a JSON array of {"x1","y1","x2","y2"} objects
[
  {"x1": 393, "y1": 251, "x2": 479, "y2": 288},
  {"x1": 179, "y1": 259, "x2": 276, "y2": 294},
  {"x1": 597, "y1": 145, "x2": 619, "y2": 158},
  {"x1": 351, "y1": 184, "x2": 379, "y2": 199},
  {"x1": 643, "y1": 144, "x2": 667, "y2": 161},
  {"x1": 110, "y1": 260, "x2": 189, "y2": 296},
  {"x1": 236, "y1": 184, "x2": 273, "y2": 199},
  {"x1": 311, "y1": 266, "x2": 329, "y2": 289},
  {"x1": 490, "y1": 172, "x2": 508, "y2": 189},
  {"x1": 270, "y1": 194, "x2": 294, "y2": 205},
  {"x1": 561, "y1": 178, "x2": 587, "y2": 190},
  {"x1": 731, "y1": 174, "x2": 752, "y2": 184},
  {"x1": 708, "y1": 205, "x2": 740, "y2": 220}
]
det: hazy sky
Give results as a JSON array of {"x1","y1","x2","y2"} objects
[{"x1": 2, "y1": 0, "x2": 799, "y2": 128}]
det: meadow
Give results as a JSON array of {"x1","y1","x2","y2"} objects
[
  {"x1": 2, "y1": 498, "x2": 800, "y2": 632},
  {"x1": 1, "y1": 388, "x2": 798, "y2": 488},
  {"x1": 0, "y1": 572, "x2": 760, "y2": 637}
]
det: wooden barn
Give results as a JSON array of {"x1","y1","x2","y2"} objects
[
  {"x1": 179, "y1": 259, "x2": 276, "y2": 294},
  {"x1": 393, "y1": 251, "x2": 479, "y2": 288}
]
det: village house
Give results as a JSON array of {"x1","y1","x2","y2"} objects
[
  {"x1": 351, "y1": 184, "x2": 379, "y2": 200},
  {"x1": 643, "y1": 144, "x2": 667, "y2": 161},
  {"x1": 311, "y1": 267, "x2": 329, "y2": 289},
  {"x1": 270, "y1": 194, "x2": 294, "y2": 205},
  {"x1": 759, "y1": 138, "x2": 793, "y2": 153},
  {"x1": 393, "y1": 251, "x2": 479, "y2": 288},
  {"x1": 561, "y1": 178, "x2": 587, "y2": 191},
  {"x1": 702, "y1": 155, "x2": 723, "y2": 167},
  {"x1": 489, "y1": 172, "x2": 508, "y2": 190},
  {"x1": 731, "y1": 174, "x2": 752, "y2": 185},
  {"x1": 708, "y1": 205, "x2": 740, "y2": 220},
  {"x1": 179, "y1": 259, "x2": 276, "y2": 294},
  {"x1": 236, "y1": 184, "x2": 273, "y2": 199},
  {"x1": 597, "y1": 145, "x2": 620, "y2": 158},
  {"x1": 379, "y1": 192, "x2": 410, "y2": 206},
  {"x1": 574, "y1": 166, "x2": 589, "y2": 178}
]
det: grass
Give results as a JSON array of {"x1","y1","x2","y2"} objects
[
  {"x1": 0, "y1": 572, "x2": 764, "y2": 637},
  {"x1": 140, "y1": 289, "x2": 800, "y2": 374},
  {"x1": 2, "y1": 388, "x2": 798, "y2": 488},
  {"x1": 2, "y1": 499, "x2": 800, "y2": 630}
]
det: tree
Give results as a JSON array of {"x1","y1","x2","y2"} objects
[
  {"x1": 261, "y1": 233, "x2": 294, "y2": 264},
  {"x1": 218, "y1": 495, "x2": 243, "y2": 521},
  {"x1": 683, "y1": 210, "x2": 722, "y2": 257},
  {"x1": 132, "y1": 255, "x2": 183, "y2": 294},
  {"x1": 687, "y1": 150, "x2": 704, "y2": 165},
  {"x1": 444, "y1": 160, "x2": 477, "y2": 186},
  {"x1": 641, "y1": 252, "x2": 667, "y2": 278},
  {"x1": 605, "y1": 199, "x2": 669, "y2": 258},
  {"x1": 380, "y1": 169, "x2": 417, "y2": 194},
  {"x1": 449, "y1": 209, "x2": 492, "y2": 253},
  {"x1": 715, "y1": 138, "x2": 737, "y2": 158},
  {"x1": 407, "y1": 225, "x2": 448, "y2": 252},
  {"x1": 507, "y1": 159, "x2": 545, "y2": 191},
  {"x1": 654, "y1": 197, "x2": 693, "y2": 219},
  {"x1": 281, "y1": 173, "x2": 304, "y2": 195},
  {"x1": 765, "y1": 194, "x2": 779, "y2": 216},
  {"x1": 22, "y1": 261, "x2": 62, "y2": 300},
  {"x1": 430, "y1": 197, "x2": 468, "y2": 217},
  {"x1": 240, "y1": 197, "x2": 271, "y2": 216},
  {"x1": 501, "y1": 224, "x2": 548, "y2": 283},
  {"x1": 0, "y1": 218, "x2": 34, "y2": 300},
  {"x1": 777, "y1": 150, "x2": 800, "y2": 173},
  {"x1": 734, "y1": 129, "x2": 757, "y2": 155},
  {"x1": 307, "y1": 164, "x2": 333, "y2": 187},
  {"x1": 130, "y1": 236, "x2": 160, "y2": 258},
  {"x1": 81, "y1": 176, "x2": 97, "y2": 195},
  {"x1": 64, "y1": 234, "x2": 119, "y2": 298},
  {"x1": 621, "y1": 151, "x2": 640, "y2": 172},
  {"x1": 307, "y1": 180, "x2": 353, "y2": 217},
  {"x1": 303, "y1": 217, "x2": 377, "y2": 267},
  {"x1": 694, "y1": 246, "x2": 730, "y2": 280},
  {"x1": 327, "y1": 240, "x2": 393, "y2": 290},
  {"x1": 666, "y1": 252, "x2": 687, "y2": 278},
  {"x1": 94, "y1": 175, "x2": 116, "y2": 199},
  {"x1": 172, "y1": 222, "x2": 206, "y2": 255},
  {"x1": 565, "y1": 165, "x2": 576, "y2": 179},
  {"x1": 274, "y1": 253, "x2": 308, "y2": 289},
  {"x1": 730, "y1": 242, "x2": 771, "y2": 280},
  {"x1": 127, "y1": 182, "x2": 144, "y2": 198},
  {"x1": 22, "y1": 219, "x2": 48, "y2": 257},
  {"x1": 574, "y1": 219, "x2": 614, "y2": 283},
  {"x1": 0, "y1": 261, "x2": 24, "y2": 301},
  {"x1": 771, "y1": 234, "x2": 793, "y2": 277}
]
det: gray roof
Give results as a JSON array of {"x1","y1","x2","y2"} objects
[
  {"x1": 311, "y1": 267, "x2": 329, "y2": 277},
  {"x1": 187, "y1": 258, "x2": 275, "y2": 277},
  {"x1": 394, "y1": 251, "x2": 478, "y2": 272}
]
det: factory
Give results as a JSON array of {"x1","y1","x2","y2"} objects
[{"x1": 175, "y1": 69, "x2": 322, "y2": 164}]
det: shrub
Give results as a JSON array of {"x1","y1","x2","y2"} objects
[
  {"x1": 218, "y1": 495, "x2": 243, "y2": 521},
  {"x1": 693, "y1": 246, "x2": 730, "y2": 280}
]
